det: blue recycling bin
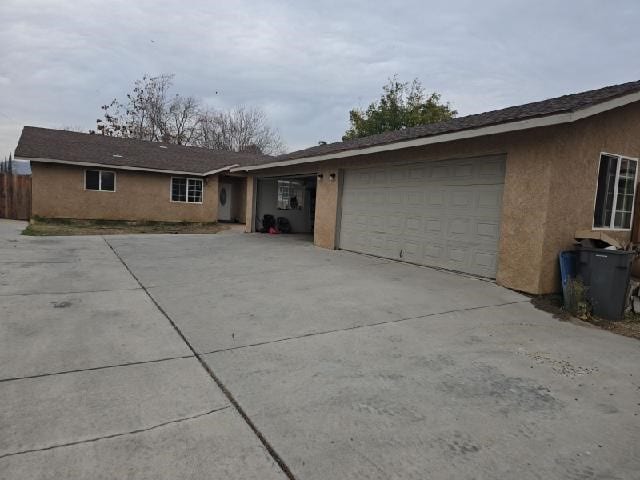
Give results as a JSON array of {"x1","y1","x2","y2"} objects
[{"x1": 558, "y1": 250, "x2": 577, "y2": 308}]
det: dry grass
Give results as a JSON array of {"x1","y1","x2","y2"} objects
[
  {"x1": 531, "y1": 293, "x2": 640, "y2": 340},
  {"x1": 22, "y1": 217, "x2": 229, "y2": 236}
]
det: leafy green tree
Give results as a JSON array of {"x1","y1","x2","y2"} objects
[{"x1": 343, "y1": 76, "x2": 457, "y2": 140}]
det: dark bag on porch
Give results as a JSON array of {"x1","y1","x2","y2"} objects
[
  {"x1": 276, "y1": 217, "x2": 292, "y2": 234},
  {"x1": 260, "y1": 214, "x2": 276, "y2": 233}
]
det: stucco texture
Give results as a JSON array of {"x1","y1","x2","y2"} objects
[
  {"x1": 245, "y1": 103, "x2": 640, "y2": 295},
  {"x1": 31, "y1": 163, "x2": 218, "y2": 223}
]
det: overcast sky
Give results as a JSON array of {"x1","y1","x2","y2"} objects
[{"x1": 1, "y1": 0, "x2": 640, "y2": 157}]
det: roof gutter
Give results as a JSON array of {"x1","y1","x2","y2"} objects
[
  {"x1": 17, "y1": 157, "x2": 238, "y2": 176},
  {"x1": 232, "y1": 91, "x2": 640, "y2": 172}
]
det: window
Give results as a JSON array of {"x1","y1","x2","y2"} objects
[
  {"x1": 85, "y1": 170, "x2": 115, "y2": 191},
  {"x1": 171, "y1": 177, "x2": 203, "y2": 203},
  {"x1": 277, "y1": 180, "x2": 304, "y2": 210},
  {"x1": 593, "y1": 153, "x2": 638, "y2": 230}
]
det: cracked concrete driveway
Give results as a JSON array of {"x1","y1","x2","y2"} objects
[{"x1": 1, "y1": 219, "x2": 639, "y2": 479}]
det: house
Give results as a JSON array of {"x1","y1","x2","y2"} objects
[
  {"x1": 14, "y1": 127, "x2": 272, "y2": 224},
  {"x1": 233, "y1": 80, "x2": 640, "y2": 295},
  {"x1": 14, "y1": 80, "x2": 640, "y2": 295}
]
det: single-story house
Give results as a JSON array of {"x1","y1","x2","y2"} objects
[
  {"x1": 15, "y1": 127, "x2": 272, "y2": 224},
  {"x1": 15, "y1": 80, "x2": 640, "y2": 295}
]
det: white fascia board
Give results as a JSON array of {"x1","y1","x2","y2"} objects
[
  {"x1": 202, "y1": 164, "x2": 239, "y2": 175},
  {"x1": 232, "y1": 91, "x2": 640, "y2": 172},
  {"x1": 19, "y1": 157, "x2": 237, "y2": 177}
]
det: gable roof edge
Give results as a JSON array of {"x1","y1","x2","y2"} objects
[
  {"x1": 232, "y1": 90, "x2": 640, "y2": 172},
  {"x1": 20, "y1": 157, "x2": 237, "y2": 177}
]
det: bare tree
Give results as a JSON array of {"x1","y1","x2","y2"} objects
[
  {"x1": 167, "y1": 95, "x2": 201, "y2": 145},
  {"x1": 195, "y1": 106, "x2": 285, "y2": 155},
  {"x1": 59, "y1": 125, "x2": 86, "y2": 132},
  {"x1": 96, "y1": 74, "x2": 285, "y2": 153},
  {"x1": 96, "y1": 74, "x2": 187, "y2": 142}
]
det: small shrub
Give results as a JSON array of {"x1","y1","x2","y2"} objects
[{"x1": 564, "y1": 278, "x2": 591, "y2": 319}]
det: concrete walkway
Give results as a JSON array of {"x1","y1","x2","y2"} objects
[{"x1": 1, "y1": 220, "x2": 639, "y2": 479}]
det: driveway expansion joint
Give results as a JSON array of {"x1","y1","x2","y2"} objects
[
  {"x1": 0, "y1": 287, "x2": 143, "y2": 297},
  {"x1": 202, "y1": 300, "x2": 531, "y2": 356},
  {"x1": 0, "y1": 354, "x2": 196, "y2": 384},
  {"x1": 102, "y1": 237, "x2": 298, "y2": 480},
  {"x1": 0, "y1": 406, "x2": 231, "y2": 460}
]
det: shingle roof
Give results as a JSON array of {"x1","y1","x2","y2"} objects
[
  {"x1": 15, "y1": 127, "x2": 273, "y2": 174},
  {"x1": 246, "y1": 79, "x2": 640, "y2": 166}
]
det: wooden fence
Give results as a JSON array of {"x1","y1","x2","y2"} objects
[{"x1": 0, "y1": 173, "x2": 31, "y2": 220}]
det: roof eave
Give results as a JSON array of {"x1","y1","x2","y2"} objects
[
  {"x1": 17, "y1": 157, "x2": 238, "y2": 176},
  {"x1": 232, "y1": 90, "x2": 640, "y2": 173}
]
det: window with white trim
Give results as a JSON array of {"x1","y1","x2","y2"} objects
[
  {"x1": 277, "y1": 180, "x2": 304, "y2": 210},
  {"x1": 171, "y1": 177, "x2": 203, "y2": 203},
  {"x1": 85, "y1": 170, "x2": 115, "y2": 191},
  {"x1": 593, "y1": 153, "x2": 638, "y2": 230}
]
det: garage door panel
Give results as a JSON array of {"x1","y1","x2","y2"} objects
[
  {"x1": 339, "y1": 155, "x2": 505, "y2": 277},
  {"x1": 426, "y1": 190, "x2": 445, "y2": 207},
  {"x1": 388, "y1": 191, "x2": 403, "y2": 205},
  {"x1": 389, "y1": 168, "x2": 408, "y2": 184},
  {"x1": 372, "y1": 170, "x2": 388, "y2": 186},
  {"x1": 407, "y1": 166, "x2": 426, "y2": 182},
  {"x1": 453, "y1": 162, "x2": 474, "y2": 179},
  {"x1": 404, "y1": 216, "x2": 422, "y2": 235},
  {"x1": 475, "y1": 220, "x2": 501, "y2": 243},
  {"x1": 386, "y1": 214, "x2": 404, "y2": 231},
  {"x1": 473, "y1": 249, "x2": 498, "y2": 270},
  {"x1": 449, "y1": 189, "x2": 474, "y2": 208},
  {"x1": 479, "y1": 159, "x2": 506, "y2": 177},
  {"x1": 370, "y1": 215, "x2": 386, "y2": 233},
  {"x1": 386, "y1": 237, "x2": 402, "y2": 259},
  {"x1": 446, "y1": 243, "x2": 470, "y2": 268},
  {"x1": 447, "y1": 217, "x2": 471, "y2": 241},
  {"x1": 401, "y1": 238, "x2": 422, "y2": 262},
  {"x1": 477, "y1": 191, "x2": 502, "y2": 210},
  {"x1": 423, "y1": 242, "x2": 446, "y2": 264}
]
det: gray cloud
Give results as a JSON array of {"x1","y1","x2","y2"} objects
[{"x1": 1, "y1": 0, "x2": 639, "y2": 157}]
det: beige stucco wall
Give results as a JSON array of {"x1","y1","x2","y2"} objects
[
  {"x1": 246, "y1": 103, "x2": 640, "y2": 294},
  {"x1": 244, "y1": 175, "x2": 255, "y2": 233},
  {"x1": 31, "y1": 163, "x2": 218, "y2": 223},
  {"x1": 314, "y1": 169, "x2": 341, "y2": 248},
  {"x1": 538, "y1": 103, "x2": 640, "y2": 292}
]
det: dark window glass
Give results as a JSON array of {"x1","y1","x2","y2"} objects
[
  {"x1": 172, "y1": 178, "x2": 187, "y2": 202},
  {"x1": 594, "y1": 154, "x2": 638, "y2": 229},
  {"x1": 101, "y1": 171, "x2": 115, "y2": 191},
  {"x1": 86, "y1": 170, "x2": 100, "y2": 190}
]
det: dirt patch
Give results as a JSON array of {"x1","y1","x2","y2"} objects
[
  {"x1": 530, "y1": 294, "x2": 572, "y2": 321},
  {"x1": 22, "y1": 218, "x2": 229, "y2": 236},
  {"x1": 530, "y1": 294, "x2": 640, "y2": 340}
]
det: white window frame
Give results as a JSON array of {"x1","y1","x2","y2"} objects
[
  {"x1": 84, "y1": 169, "x2": 116, "y2": 192},
  {"x1": 277, "y1": 179, "x2": 304, "y2": 210},
  {"x1": 170, "y1": 177, "x2": 204, "y2": 204},
  {"x1": 592, "y1": 152, "x2": 639, "y2": 231}
]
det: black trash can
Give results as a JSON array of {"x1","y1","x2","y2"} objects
[{"x1": 576, "y1": 247, "x2": 634, "y2": 320}]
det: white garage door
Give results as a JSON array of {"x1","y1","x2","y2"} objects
[{"x1": 338, "y1": 155, "x2": 505, "y2": 277}]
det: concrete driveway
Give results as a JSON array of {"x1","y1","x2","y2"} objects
[{"x1": 1, "y1": 219, "x2": 639, "y2": 479}]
